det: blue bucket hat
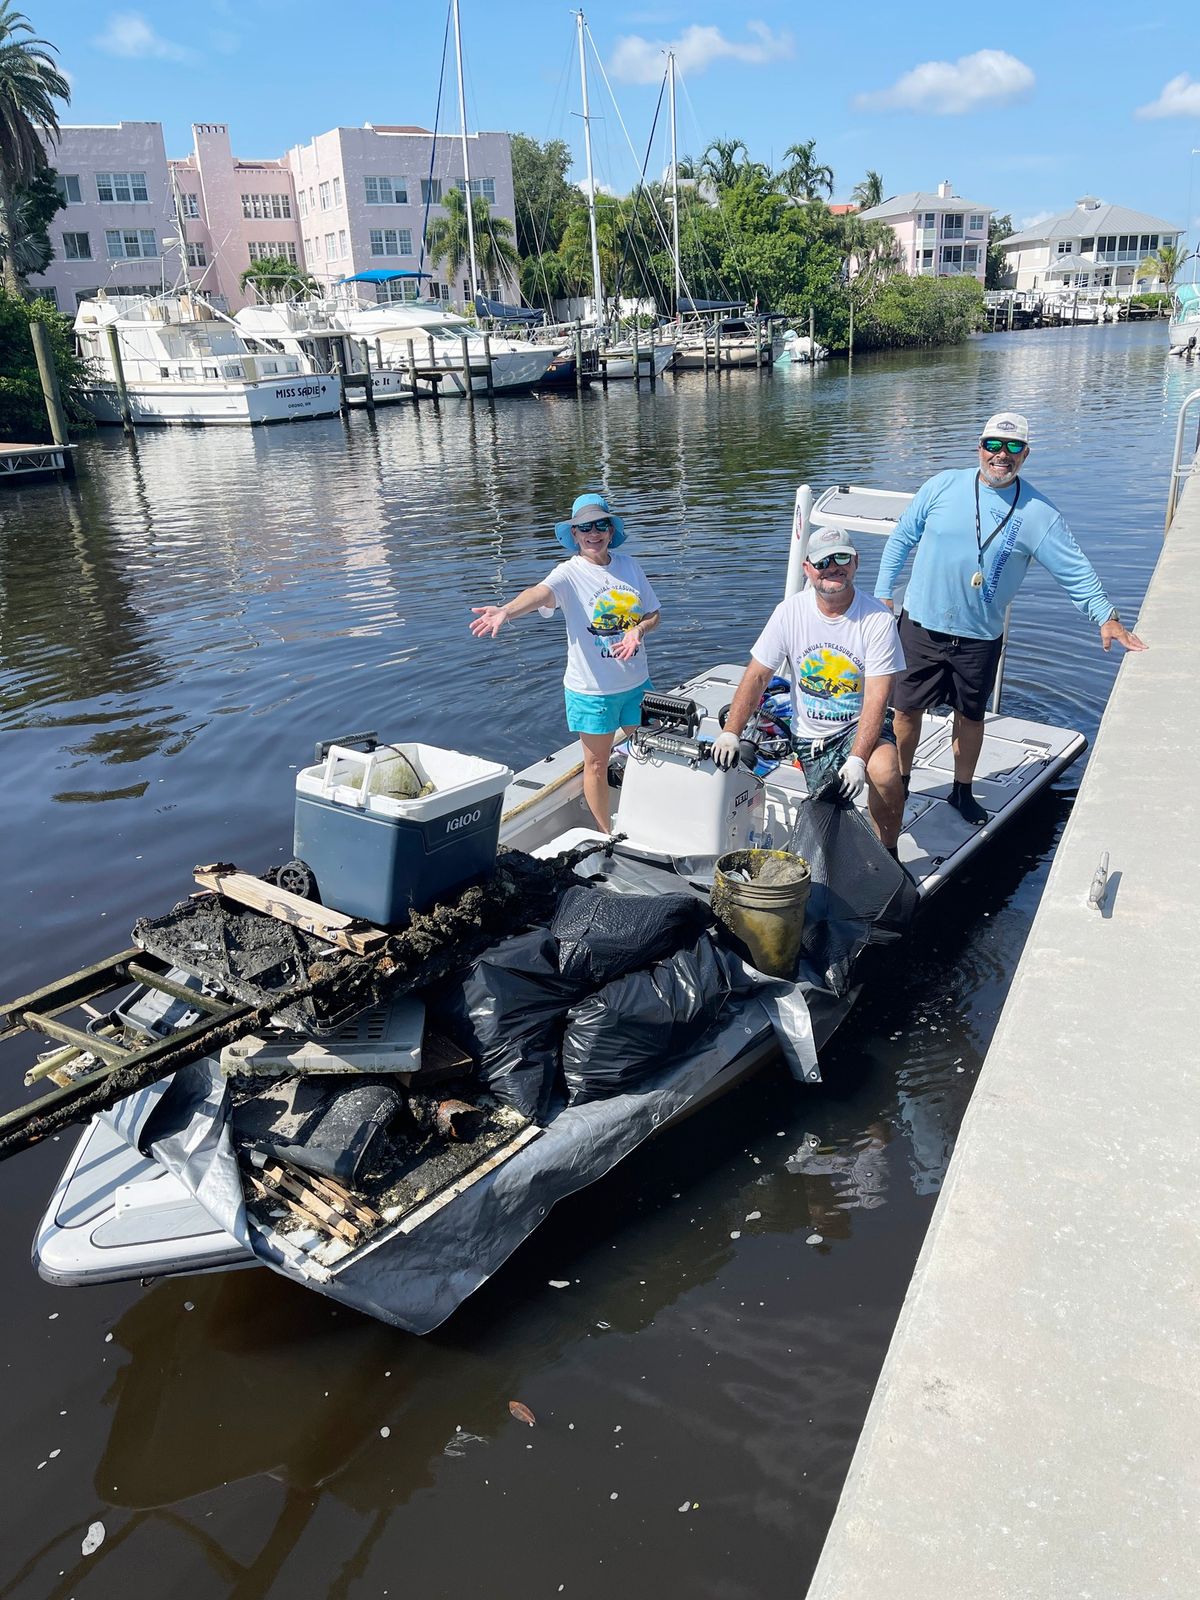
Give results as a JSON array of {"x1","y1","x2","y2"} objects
[{"x1": 554, "y1": 491, "x2": 627, "y2": 554}]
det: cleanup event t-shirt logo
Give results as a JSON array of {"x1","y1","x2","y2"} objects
[
  {"x1": 587, "y1": 584, "x2": 643, "y2": 659},
  {"x1": 796, "y1": 644, "x2": 863, "y2": 724}
]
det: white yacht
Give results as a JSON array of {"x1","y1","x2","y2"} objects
[
  {"x1": 73, "y1": 293, "x2": 340, "y2": 426},
  {"x1": 1168, "y1": 284, "x2": 1200, "y2": 354}
]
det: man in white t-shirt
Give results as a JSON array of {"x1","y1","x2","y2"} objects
[{"x1": 713, "y1": 526, "x2": 907, "y2": 853}]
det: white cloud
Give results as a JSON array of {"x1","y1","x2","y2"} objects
[
  {"x1": 1136, "y1": 74, "x2": 1200, "y2": 119},
  {"x1": 94, "y1": 12, "x2": 188, "y2": 61},
  {"x1": 855, "y1": 49, "x2": 1034, "y2": 115},
  {"x1": 577, "y1": 178, "x2": 617, "y2": 199},
  {"x1": 1020, "y1": 209, "x2": 1057, "y2": 230},
  {"x1": 611, "y1": 22, "x2": 793, "y2": 85}
]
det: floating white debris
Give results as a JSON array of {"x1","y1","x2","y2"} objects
[
  {"x1": 380, "y1": 1427, "x2": 391, "y2": 1438},
  {"x1": 745, "y1": 1211, "x2": 762, "y2": 1221},
  {"x1": 104, "y1": 1333, "x2": 113, "y2": 1344},
  {"x1": 805, "y1": 1233, "x2": 823, "y2": 1245},
  {"x1": 610, "y1": 1492, "x2": 618, "y2": 1500},
  {"x1": 729, "y1": 1230, "x2": 741, "y2": 1240},
  {"x1": 183, "y1": 1301, "x2": 194, "y2": 1312},
  {"x1": 678, "y1": 1500, "x2": 690, "y2": 1513},
  {"x1": 549, "y1": 1280, "x2": 570, "y2": 1289},
  {"x1": 48, "y1": 1313, "x2": 58, "y2": 1321},
  {"x1": 82, "y1": 1522, "x2": 105, "y2": 1556},
  {"x1": 596, "y1": 1321, "x2": 611, "y2": 1330},
  {"x1": 49, "y1": 1449, "x2": 60, "y2": 1460}
]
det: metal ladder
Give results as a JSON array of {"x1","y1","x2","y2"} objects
[{"x1": 1165, "y1": 387, "x2": 1200, "y2": 530}]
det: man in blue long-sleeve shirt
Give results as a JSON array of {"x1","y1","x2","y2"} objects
[{"x1": 874, "y1": 410, "x2": 1146, "y2": 825}]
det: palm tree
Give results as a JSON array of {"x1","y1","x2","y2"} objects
[
  {"x1": 1137, "y1": 241, "x2": 1187, "y2": 289},
  {"x1": 239, "y1": 255, "x2": 319, "y2": 303},
  {"x1": 0, "y1": 3, "x2": 70, "y2": 293},
  {"x1": 779, "y1": 140, "x2": 834, "y2": 202},
  {"x1": 699, "y1": 138, "x2": 751, "y2": 194},
  {"x1": 425, "y1": 186, "x2": 519, "y2": 306},
  {"x1": 851, "y1": 170, "x2": 885, "y2": 211}
]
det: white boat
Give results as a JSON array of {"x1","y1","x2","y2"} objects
[
  {"x1": 237, "y1": 291, "x2": 557, "y2": 398},
  {"x1": 73, "y1": 293, "x2": 341, "y2": 426},
  {"x1": 596, "y1": 338, "x2": 676, "y2": 380},
  {"x1": 778, "y1": 329, "x2": 829, "y2": 365},
  {"x1": 1168, "y1": 283, "x2": 1200, "y2": 354},
  {"x1": 22, "y1": 481, "x2": 1087, "y2": 1333}
]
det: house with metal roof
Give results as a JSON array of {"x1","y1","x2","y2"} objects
[
  {"x1": 856, "y1": 181, "x2": 992, "y2": 283},
  {"x1": 997, "y1": 197, "x2": 1183, "y2": 295}
]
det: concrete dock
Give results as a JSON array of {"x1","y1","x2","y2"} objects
[{"x1": 806, "y1": 471, "x2": 1199, "y2": 1597}]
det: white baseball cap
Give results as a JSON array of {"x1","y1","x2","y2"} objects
[
  {"x1": 805, "y1": 525, "x2": 857, "y2": 561},
  {"x1": 981, "y1": 411, "x2": 1030, "y2": 446}
]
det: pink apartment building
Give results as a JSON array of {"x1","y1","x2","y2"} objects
[
  {"x1": 857, "y1": 181, "x2": 992, "y2": 284},
  {"x1": 29, "y1": 120, "x2": 516, "y2": 313},
  {"x1": 286, "y1": 123, "x2": 517, "y2": 305}
]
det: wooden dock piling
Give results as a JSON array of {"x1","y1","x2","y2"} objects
[
  {"x1": 103, "y1": 325, "x2": 134, "y2": 433},
  {"x1": 29, "y1": 321, "x2": 76, "y2": 476}
]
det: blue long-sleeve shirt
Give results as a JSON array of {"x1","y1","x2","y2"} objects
[{"x1": 874, "y1": 468, "x2": 1112, "y2": 640}]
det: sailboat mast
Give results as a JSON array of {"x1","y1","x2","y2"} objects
[
  {"x1": 668, "y1": 51, "x2": 681, "y2": 319},
  {"x1": 575, "y1": 10, "x2": 605, "y2": 332},
  {"x1": 452, "y1": 0, "x2": 480, "y2": 309}
]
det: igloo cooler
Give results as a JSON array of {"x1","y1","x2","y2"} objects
[{"x1": 293, "y1": 741, "x2": 512, "y2": 928}]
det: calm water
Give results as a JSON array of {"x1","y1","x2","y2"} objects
[{"x1": 0, "y1": 323, "x2": 1180, "y2": 1598}]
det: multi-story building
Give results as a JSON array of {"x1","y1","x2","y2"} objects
[
  {"x1": 33, "y1": 121, "x2": 179, "y2": 310},
  {"x1": 29, "y1": 120, "x2": 517, "y2": 315},
  {"x1": 286, "y1": 123, "x2": 516, "y2": 307},
  {"x1": 997, "y1": 198, "x2": 1183, "y2": 295},
  {"x1": 857, "y1": 181, "x2": 992, "y2": 283}
]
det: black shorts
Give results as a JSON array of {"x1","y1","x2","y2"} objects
[{"x1": 892, "y1": 613, "x2": 1003, "y2": 722}]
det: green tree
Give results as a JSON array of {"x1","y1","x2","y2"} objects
[
  {"x1": 1, "y1": 164, "x2": 63, "y2": 278},
  {"x1": 510, "y1": 133, "x2": 581, "y2": 260},
  {"x1": 559, "y1": 193, "x2": 620, "y2": 301},
  {"x1": 425, "y1": 186, "x2": 519, "y2": 303},
  {"x1": 1137, "y1": 240, "x2": 1187, "y2": 288},
  {"x1": 851, "y1": 170, "x2": 885, "y2": 210},
  {"x1": 699, "y1": 138, "x2": 752, "y2": 193},
  {"x1": 239, "y1": 254, "x2": 319, "y2": 302},
  {"x1": 0, "y1": 283, "x2": 91, "y2": 439},
  {"x1": 778, "y1": 140, "x2": 834, "y2": 202},
  {"x1": 985, "y1": 213, "x2": 1014, "y2": 290},
  {"x1": 0, "y1": 3, "x2": 70, "y2": 294}
]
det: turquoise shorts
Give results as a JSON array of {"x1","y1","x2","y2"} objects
[{"x1": 564, "y1": 681, "x2": 652, "y2": 736}]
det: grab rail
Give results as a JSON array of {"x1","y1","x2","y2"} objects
[{"x1": 1165, "y1": 388, "x2": 1200, "y2": 530}]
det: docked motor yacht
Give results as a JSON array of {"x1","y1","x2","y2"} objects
[
  {"x1": 1168, "y1": 283, "x2": 1200, "y2": 354},
  {"x1": 73, "y1": 293, "x2": 340, "y2": 426}
]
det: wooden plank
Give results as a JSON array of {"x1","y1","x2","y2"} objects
[
  {"x1": 192, "y1": 866, "x2": 388, "y2": 954},
  {"x1": 392, "y1": 1124, "x2": 542, "y2": 1234},
  {"x1": 258, "y1": 1163, "x2": 362, "y2": 1242}
]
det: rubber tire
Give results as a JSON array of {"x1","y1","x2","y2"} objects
[{"x1": 278, "y1": 859, "x2": 318, "y2": 901}]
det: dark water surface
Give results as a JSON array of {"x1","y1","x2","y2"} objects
[{"x1": 0, "y1": 323, "x2": 1179, "y2": 1598}]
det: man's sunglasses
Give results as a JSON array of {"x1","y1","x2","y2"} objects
[
  {"x1": 810, "y1": 552, "x2": 854, "y2": 569},
  {"x1": 572, "y1": 517, "x2": 614, "y2": 535},
  {"x1": 980, "y1": 437, "x2": 1026, "y2": 455}
]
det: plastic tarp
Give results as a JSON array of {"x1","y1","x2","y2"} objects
[
  {"x1": 124, "y1": 804, "x2": 912, "y2": 1334},
  {"x1": 474, "y1": 293, "x2": 544, "y2": 325}
]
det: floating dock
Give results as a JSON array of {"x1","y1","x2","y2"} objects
[
  {"x1": 0, "y1": 442, "x2": 75, "y2": 480},
  {"x1": 806, "y1": 461, "x2": 1196, "y2": 1595}
]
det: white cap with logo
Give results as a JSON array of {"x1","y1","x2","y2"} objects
[
  {"x1": 981, "y1": 411, "x2": 1030, "y2": 445},
  {"x1": 805, "y1": 525, "x2": 857, "y2": 561}
]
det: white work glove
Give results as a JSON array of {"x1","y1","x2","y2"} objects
[
  {"x1": 835, "y1": 754, "x2": 867, "y2": 801},
  {"x1": 712, "y1": 730, "x2": 742, "y2": 770}
]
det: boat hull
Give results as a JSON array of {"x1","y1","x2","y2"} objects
[{"x1": 81, "y1": 375, "x2": 341, "y2": 426}]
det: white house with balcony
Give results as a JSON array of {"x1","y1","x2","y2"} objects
[
  {"x1": 998, "y1": 198, "x2": 1183, "y2": 295},
  {"x1": 856, "y1": 181, "x2": 992, "y2": 283}
]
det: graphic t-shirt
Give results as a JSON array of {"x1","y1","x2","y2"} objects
[
  {"x1": 542, "y1": 552, "x2": 661, "y2": 695},
  {"x1": 750, "y1": 587, "x2": 905, "y2": 740}
]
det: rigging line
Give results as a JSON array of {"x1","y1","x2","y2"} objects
[
  {"x1": 613, "y1": 73, "x2": 665, "y2": 307},
  {"x1": 420, "y1": 1, "x2": 454, "y2": 283},
  {"x1": 675, "y1": 71, "x2": 751, "y2": 303},
  {"x1": 585, "y1": 28, "x2": 675, "y2": 259}
]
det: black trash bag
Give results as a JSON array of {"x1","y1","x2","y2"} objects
[
  {"x1": 432, "y1": 928, "x2": 582, "y2": 1122},
  {"x1": 551, "y1": 885, "x2": 712, "y2": 987},
  {"x1": 233, "y1": 1078, "x2": 406, "y2": 1187},
  {"x1": 561, "y1": 935, "x2": 733, "y2": 1106}
]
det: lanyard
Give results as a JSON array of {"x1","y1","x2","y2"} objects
[{"x1": 974, "y1": 473, "x2": 1021, "y2": 566}]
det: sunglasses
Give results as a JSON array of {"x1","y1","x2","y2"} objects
[
  {"x1": 810, "y1": 552, "x2": 854, "y2": 570},
  {"x1": 572, "y1": 516, "x2": 614, "y2": 535},
  {"x1": 980, "y1": 438, "x2": 1026, "y2": 455}
]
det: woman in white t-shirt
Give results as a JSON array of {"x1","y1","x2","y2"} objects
[{"x1": 470, "y1": 492, "x2": 661, "y2": 832}]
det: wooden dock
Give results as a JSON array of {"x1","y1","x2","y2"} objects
[{"x1": 0, "y1": 442, "x2": 76, "y2": 480}]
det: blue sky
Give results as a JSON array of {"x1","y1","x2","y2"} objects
[{"x1": 38, "y1": 0, "x2": 1200, "y2": 235}]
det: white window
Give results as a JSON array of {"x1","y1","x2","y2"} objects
[
  {"x1": 364, "y1": 175, "x2": 409, "y2": 204},
  {"x1": 187, "y1": 242, "x2": 207, "y2": 267},
  {"x1": 105, "y1": 228, "x2": 157, "y2": 258},
  {"x1": 298, "y1": 190, "x2": 308, "y2": 217},
  {"x1": 319, "y1": 181, "x2": 331, "y2": 210},
  {"x1": 942, "y1": 214, "x2": 964, "y2": 237},
  {"x1": 303, "y1": 236, "x2": 311, "y2": 259},
  {"x1": 36, "y1": 285, "x2": 58, "y2": 307},
  {"x1": 183, "y1": 193, "x2": 200, "y2": 218},
  {"x1": 1057, "y1": 240, "x2": 1073, "y2": 255},
  {"x1": 941, "y1": 244, "x2": 964, "y2": 267},
  {"x1": 57, "y1": 173, "x2": 82, "y2": 204},
  {"x1": 421, "y1": 178, "x2": 442, "y2": 204},
  {"x1": 452, "y1": 176, "x2": 496, "y2": 204},
  {"x1": 313, "y1": 234, "x2": 322, "y2": 257},
  {"x1": 969, "y1": 213, "x2": 985, "y2": 232},
  {"x1": 369, "y1": 228, "x2": 412, "y2": 256},
  {"x1": 96, "y1": 172, "x2": 149, "y2": 203},
  {"x1": 248, "y1": 240, "x2": 299, "y2": 264},
  {"x1": 920, "y1": 211, "x2": 936, "y2": 228},
  {"x1": 963, "y1": 246, "x2": 980, "y2": 267},
  {"x1": 325, "y1": 231, "x2": 337, "y2": 259},
  {"x1": 338, "y1": 229, "x2": 348, "y2": 257},
  {"x1": 63, "y1": 231, "x2": 92, "y2": 260},
  {"x1": 332, "y1": 176, "x2": 342, "y2": 207}
]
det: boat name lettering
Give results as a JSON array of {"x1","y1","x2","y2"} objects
[
  {"x1": 274, "y1": 384, "x2": 325, "y2": 400},
  {"x1": 445, "y1": 808, "x2": 482, "y2": 834}
]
